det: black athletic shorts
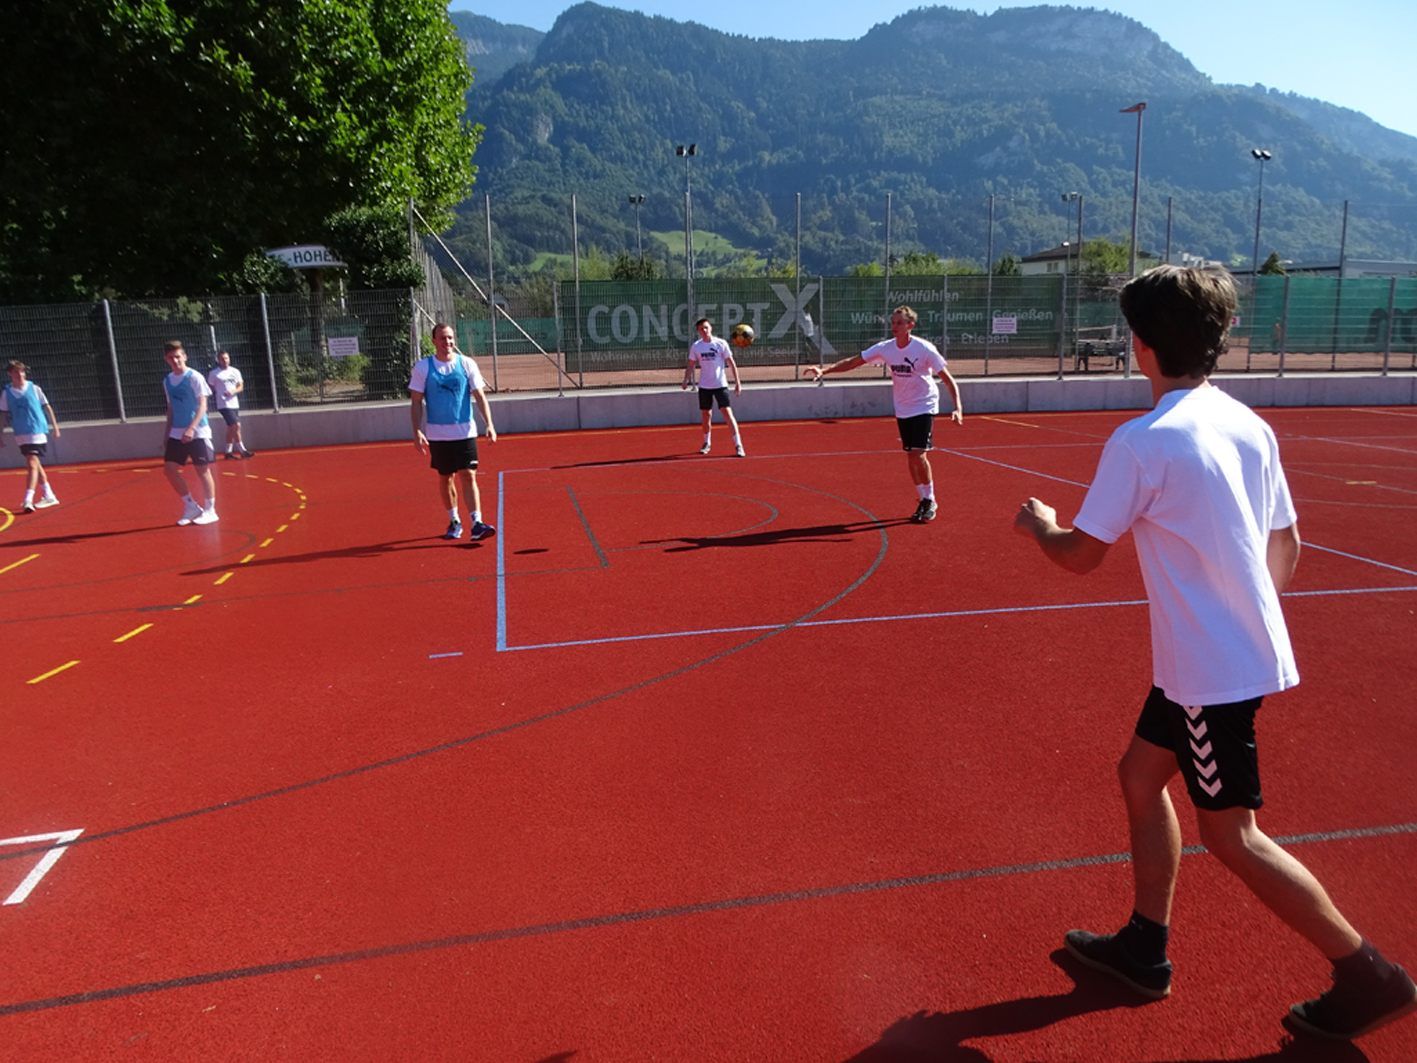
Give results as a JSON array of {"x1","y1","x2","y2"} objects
[
  {"x1": 698, "y1": 387, "x2": 731, "y2": 411},
  {"x1": 896, "y1": 413, "x2": 934, "y2": 451},
  {"x1": 164, "y1": 438, "x2": 215, "y2": 466},
  {"x1": 428, "y1": 437, "x2": 479, "y2": 476},
  {"x1": 19, "y1": 443, "x2": 47, "y2": 458},
  {"x1": 1135, "y1": 685, "x2": 1264, "y2": 811},
  {"x1": 218, "y1": 408, "x2": 240, "y2": 426}
]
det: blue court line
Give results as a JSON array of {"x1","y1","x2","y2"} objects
[{"x1": 567, "y1": 485, "x2": 610, "y2": 569}]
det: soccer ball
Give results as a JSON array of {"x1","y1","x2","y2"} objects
[{"x1": 729, "y1": 323, "x2": 755, "y2": 348}]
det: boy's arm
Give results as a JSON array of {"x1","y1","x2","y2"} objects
[
  {"x1": 937, "y1": 364, "x2": 963, "y2": 424},
  {"x1": 473, "y1": 388, "x2": 497, "y2": 443},
  {"x1": 805, "y1": 354, "x2": 867, "y2": 380},
  {"x1": 1267, "y1": 522, "x2": 1300, "y2": 593},
  {"x1": 183, "y1": 389, "x2": 207, "y2": 441},
  {"x1": 682, "y1": 352, "x2": 696, "y2": 389},
  {"x1": 1013, "y1": 497, "x2": 1111, "y2": 574},
  {"x1": 728, "y1": 351, "x2": 742, "y2": 393},
  {"x1": 44, "y1": 402, "x2": 60, "y2": 438},
  {"x1": 409, "y1": 390, "x2": 428, "y2": 452}
]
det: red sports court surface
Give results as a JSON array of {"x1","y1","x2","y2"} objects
[{"x1": 1, "y1": 404, "x2": 1415, "y2": 1061}]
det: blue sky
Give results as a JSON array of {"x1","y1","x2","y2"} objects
[{"x1": 450, "y1": 0, "x2": 1417, "y2": 140}]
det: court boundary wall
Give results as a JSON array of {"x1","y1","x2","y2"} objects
[{"x1": 6, "y1": 372, "x2": 1415, "y2": 466}]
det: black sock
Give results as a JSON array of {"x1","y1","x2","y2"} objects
[
  {"x1": 1122, "y1": 910, "x2": 1170, "y2": 965},
  {"x1": 1333, "y1": 940, "x2": 1395, "y2": 983}
]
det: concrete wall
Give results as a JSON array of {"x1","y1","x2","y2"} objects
[{"x1": 7, "y1": 372, "x2": 1413, "y2": 467}]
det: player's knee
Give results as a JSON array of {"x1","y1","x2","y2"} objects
[{"x1": 1195, "y1": 810, "x2": 1261, "y2": 865}]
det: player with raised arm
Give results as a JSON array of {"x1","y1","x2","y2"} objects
[{"x1": 805, "y1": 305, "x2": 962, "y2": 522}]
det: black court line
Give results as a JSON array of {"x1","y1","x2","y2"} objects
[
  {"x1": 565, "y1": 485, "x2": 610, "y2": 569},
  {"x1": 0, "y1": 477, "x2": 891, "y2": 865},
  {"x1": 3, "y1": 822, "x2": 1412, "y2": 1017}
]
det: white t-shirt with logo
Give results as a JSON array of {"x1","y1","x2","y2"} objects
[
  {"x1": 688, "y1": 338, "x2": 734, "y2": 390},
  {"x1": 1074, "y1": 385, "x2": 1299, "y2": 706},
  {"x1": 860, "y1": 336, "x2": 948, "y2": 418},
  {"x1": 208, "y1": 366, "x2": 244, "y2": 410}
]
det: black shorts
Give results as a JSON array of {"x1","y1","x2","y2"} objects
[
  {"x1": 698, "y1": 387, "x2": 732, "y2": 411},
  {"x1": 896, "y1": 413, "x2": 934, "y2": 451},
  {"x1": 428, "y1": 437, "x2": 479, "y2": 477},
  {"x1": 218, "y1": 408, "x2": 240, "y2": 426},
  {"x1": 1135, "y1": 686, "x2": 1264, "y2": 811},
  {"x1": 19, "y1": 443, "x2": 47, "y2": 458},
  {"x1": 164, "y1": 438, "x2": 215, "y2": 466}
]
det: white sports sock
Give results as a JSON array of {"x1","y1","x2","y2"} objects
[
  {"x1": 23, "y1": 490, "x2": 34, "y2": 504},
  {"x1": 448, "y1": 507, "x2": 459, "y2": 521},
  {"x1": 472, "y1": 510, "x2": 481, "y2": 523},
  {"x1": 916, "y1": 484, "x2": 930, "y2": 500}
]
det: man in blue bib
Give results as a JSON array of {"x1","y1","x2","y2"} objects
[
  {"x1": 161, "y1": 341, "x2": 219, "y2": 525},
  {"x1": 1, "y1": 360, "x2": 62, "y2": 512},
  {"x1": 409, "y1": 323, "x2": 497, "y2": 540}
]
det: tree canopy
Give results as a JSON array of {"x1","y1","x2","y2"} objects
[{"x1": 0, "y1": 0, "x2": 480, "y2": 300}]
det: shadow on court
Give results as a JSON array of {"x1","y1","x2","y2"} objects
[
  {"x1": 644, "y1": 518, "x2": 911, "y2": 551},
  {"x1": 843, "y1": 950, "x2": 1368, "y2": 1062},
  {"x1": 552, "y1": 453, "x2": 694, "y2": 470},
  {"x1": 179, "y1": 537, "x2": 444, "y2": 574},
  {"x1": 1, "y1": 525, "x2": 173, "y2": 547}
]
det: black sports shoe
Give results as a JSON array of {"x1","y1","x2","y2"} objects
[
  {"x1": 1064, "y1": 928, "x2": 1172, "y2": 999},
  {"x1": 240, "y1": 449, "x2": 255, "y2": 459},
  {"x1": 1287, "y1": 963, "x2": 1416, "y2": 1040},
  {"x1": 919, "y1": 499, "x2": 938, "y2": 523},
  {"x1": 469, "y1": 520, "x2": 496, "y2": 541}
]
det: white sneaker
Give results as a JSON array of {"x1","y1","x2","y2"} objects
[
  {"x1": 699, "y1": 442, "x2": 711, "y2": 455},
  {"x1": 177, "y1": 500, "x2": 203, "y2": 525},
  {"x1": 192, "y1": 507, "x2": 220, "y2": 525},
  {"x1": 34, "y1": 494, "x2": 59, "y2": 508},
  {"x1": 735, "y1": 443, "x2": 746, "y2": 458}
]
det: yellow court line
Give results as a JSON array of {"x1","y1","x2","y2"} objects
[
  {"x1": 183, "y1": 594, "x2": 203, "y2": 606},
  {"x1": 28, "y1": 660, "x2": 80, "y2": 684},
  {"x1": 129, "y1": 468, "x2": 151, "y2": 474},
  {"x1": 259, "y1": 538, "x2": 274, "y2": 549},
  {"x1": 265, "y1": 477, "x2": 281, "y2": 484},
  {"x1": 0, "y1": 552, "x2": 39, "y2": 575},
  {"x1": 0, "y1": 508, "x2": 14, "y2": 534},
  {"x1": 240, "y1": 553, "x2": 256, "y2": 565},
  {"x1": 214, "y1": 572, "x2": 234, "y2": 585},
  {"x1": 982, "y1": 415, "x2": 1041, "y2": 429},
  {"x1": 275, "y1": 524, "x2": 288, "y2": 534},
  {"x1": 113, "y1": 623, "x2": 153, "y2": 644},
  {"x1": 289, "y1": 512, "x2": 301, "y2": 522},
  {"x1": 246, "y1": 474, "x2": 260, "y2": 480},
  {"x1": 1346, "y1": 480, "x2": 1378, "y2": 485},
  {"x1": 282, "y1": 481, "x2": 294, "y2": 488}
]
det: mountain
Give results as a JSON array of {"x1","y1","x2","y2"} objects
[
  {"x1": 449, "y1": 11, "x2": 542, "y2": 92},
  {"x1": 443, "y1": 3, "x2": 1417, "y2": 278}
]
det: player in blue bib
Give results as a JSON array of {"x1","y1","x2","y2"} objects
[
  {"x1": 161, "y1": 341, "x2": 219, "y2": 525},
  {"x1": 1, "y1": 360, "x2": 61, "y2": 512}
]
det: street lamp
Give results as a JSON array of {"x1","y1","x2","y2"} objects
[
  {"x1": 627, "y1": 194, "x2": 645, "y2": 263},
  {"x1": 1250, "y1": 148, "x2": 1273, "y2": 282},
  {"x1": 1120, "y1": 102, "x2": 1146, "y2": 278},
  {"x1": 675, "y1": 144, "x2": 697, "y2": 289},
  {"x1": 1062, "y1": 192, "x2": 1083, "y2": 358}
]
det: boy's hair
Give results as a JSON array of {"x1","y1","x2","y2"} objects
[
  {"x1": 164, "y1": 340, "x2": 185, "y2": 354},
  {"x1": 6, "y1": 360, "x2": 27, "y2": 374},
  {"x1": 1119, "y1": 265, "x2": 1235, "y2": 378},
  {"x1": 694, "y1": 317, "x2": 711, "y2": 330},
  {"x1": 891, "y1": 305, "x2": 918, "y2": 325}
]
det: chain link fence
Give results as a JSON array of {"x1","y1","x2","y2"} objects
[{"x1": 2, "y1": 276, "x2": 1412, "y2": 422}]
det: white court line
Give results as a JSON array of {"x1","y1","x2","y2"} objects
[
  {"x1": 501, "y1": 584, "x2": 1417, "y2": 652},
  {"x1": 2, "y1": 829, "x2": 84, "y2": 906},
  {"x1": 1306, "y1": 543, "x2": 1417, "y2": 578}
]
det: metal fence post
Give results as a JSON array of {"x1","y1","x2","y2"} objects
[
  {"x1": 102, "y1": 298, "x2": 128, "y2": 422},
  {"x1": 940, "y1": 275, "x2": 950, "y2": 359},
  {"x1": 552, "y1": 282, "x2": 565, "y2": 397},
  {"x1": 485, "y1": 193, "x2": 499, "y2": 392},
  {"x1": 259, "y1": 293, "x2": 280, "y2": 412},
  {"x1": 1278, "y1": 274, "x2": 1291, "y2": 377},
  {"x1": 1382, "y1": 276, "x2": 1396, "y2": 375},
  {"x1": 817, "y1": 276, "x2": 827, "y2": 372}
]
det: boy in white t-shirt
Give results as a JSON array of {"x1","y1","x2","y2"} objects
[
  {"x1": 1013, "y1": 265, "x2": 1413, "y2": 1041},
  {"x1": 681, "y1": 318, "x2": 745, "y2": 457},
  {"x1": 805, "y1": 305, "x2": 962, "y2": 522},
  {"x1": 207, "y1": 350, "x2": 253, "y2": 459}
]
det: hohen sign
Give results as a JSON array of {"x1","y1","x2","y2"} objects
[{"x1": 266, "y1": 245, "x2": 345, "y2": 269}]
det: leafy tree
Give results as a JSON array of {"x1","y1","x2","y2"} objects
[
  {"x1": 0, "y1": 0, "x2": 480, "y2": 300},
  {"x1": 993, "y1": 253, "x2": 1022, "y2": 276},
  {"x1": 610, "y1": 251, "x2": 660, "y2": 280},
  {"x1": 1259, "y1": 251, "x2": 1288, "y2": 275}
]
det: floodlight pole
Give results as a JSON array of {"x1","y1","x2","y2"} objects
[{"x1": 627, "y1": 193, "x2": 645, "y2": 263}]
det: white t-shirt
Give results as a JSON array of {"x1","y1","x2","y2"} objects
[
  {"x1": 408, "y1": 355, "x2": 487, "y2": 441},
  {"x1": 1074, "y1": 385, "x2": 1299, "y2": 705},
  {"x1": 165, "y1": 371, "x2": 214, "y2": 441},
  {"x1": 0, "y1": 382, "x2": 49, "y2": 445},
  {"x1": 860, "y1": 336, "x2": 948, "y2": 418},
  {"x1": 208, "y1": 366, "x2": 243, "y2": 410},
  {"x1": 688, "y1": 337, "x2": 734, "y2": 390}
]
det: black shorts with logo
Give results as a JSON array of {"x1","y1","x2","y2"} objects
[
  {"x1": 19, "y1": 443, "x2": 47, "y2": 458},
  {"x1": 896, "y1": 413, "x2": 934, "y2": 451},
  {"x1": 698, "y1": 387, "x2": 732, "y2": 411},
  {"x1": 428, "y1": 437, "x2": 479, "y2": 476},
  {"x1": 1135, "y1": 685, "x2": 1264, "y2": 811},
  {"x1": 164, "y1": 438, "x2": 215, "y2": 466}
]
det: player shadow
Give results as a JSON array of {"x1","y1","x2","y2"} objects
[
  {"x1": 180, "y1": 537, "x2": 439, "y2": 574},
  {"x1": 552, "y1": 454, "x2": 693, "y2": 470},
  {"x1": 644, "y1": 518, "x2": 911, "y2": 551},
  {"x1": 843, "y1": 950, "x2": 1370, "y2": 1063},
  {"x1": 1, "y1": 525, "x2": 172, "y2": 547}
]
